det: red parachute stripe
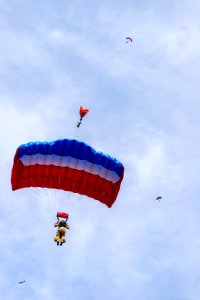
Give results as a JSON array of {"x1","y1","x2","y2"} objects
[{"x1": 11, "y1": 164, "x2": 122, "y2": 208}]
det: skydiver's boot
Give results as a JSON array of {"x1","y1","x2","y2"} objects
[
  {"x1": 54, "y1": 234, "x2": 60, "y2": 246},
  {"x1": 60, "y1": 235, "x2": 66, "y2": 246}
]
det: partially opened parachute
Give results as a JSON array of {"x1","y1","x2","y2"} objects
[{"x1": 11, "y1": 139, "x2": 124, "y2": 207}]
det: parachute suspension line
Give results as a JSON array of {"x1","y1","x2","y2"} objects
[
  {"x1": 22, "y1": 183, "x2": 44, "y2": 204},
  {"x1": 66, "y1": 189, "x2": 73, "y2": 215},
  {"x1": 55, "y1": 172, "x2": 62, "y2": 212},
  {"x1": 73, "y1": 122, "x2": 81, "y2": 142},
  {"x1": 56, "y1": 160, "x2": 67, "y2": 213},
  {"x1": 28, "y1": 176, "x2": 51, "y2": 203},
  {"x1": 46, "y1": 169, "x2": 56, "y2": 203},
  {"x1": 55, "y1": 193, "x2": 59, "y2": 212}
]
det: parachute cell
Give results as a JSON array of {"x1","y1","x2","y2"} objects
[{"x1": 11, "y1": 139, "x2": 124, "y2": 208}]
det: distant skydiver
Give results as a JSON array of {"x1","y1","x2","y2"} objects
[
  {"x1": 54, "y1": 212, "x2": 70, "y2": 246},
  {"x1": 126, "y1": 37, "x2": 133, "y2": 43},
  {"x1": 156, "y1": 196, "x2": 162, "y2": 202},
  {"x1": 77, "y1": 106, "x2": 89, "y2": 128}
]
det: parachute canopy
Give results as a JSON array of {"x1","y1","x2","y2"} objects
[
  {"x1": 11, "y1": 139, "x2": 124, "y2": 208},
  {"x1": 79, "y1": 106, "x2": 89, "y2": 119}
]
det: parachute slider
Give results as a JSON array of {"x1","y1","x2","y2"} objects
[{"x1": 57, "y1": 212, "x2": 69, "y2": 220}]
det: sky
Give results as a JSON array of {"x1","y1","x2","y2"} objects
[{"x1": 0, "y1": 0, "x2": 200, "y2": 299}]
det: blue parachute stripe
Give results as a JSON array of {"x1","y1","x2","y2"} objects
[{"x1": 17, "y1": 139, "x2": 124, "y2": 177}]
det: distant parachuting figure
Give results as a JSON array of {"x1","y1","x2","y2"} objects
[
  {"x1": 126, "y1": 37, "x2": 133, "y2": 43},
  {"x1": 156, "y1": 196, "x2": 162, "y2": 202},
  {"x1": 77, "y1": 106, "x2": 89, "y2": 128}
]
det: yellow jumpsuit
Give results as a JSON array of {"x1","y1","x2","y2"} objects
[{"x1": 54, "y1": 220, "x2": 70, "y2": 245}]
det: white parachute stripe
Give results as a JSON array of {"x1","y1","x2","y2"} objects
[{"x1": 20, "y1": 154, "x2": 120, "y2": 184}]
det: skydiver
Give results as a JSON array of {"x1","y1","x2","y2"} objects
[
  {"x1": 77, "y1": 106, "x2": 89, "y2": 128},
  {"x1": 54, "y1": 216, "x2": 70, "y2": 246},
  {"x1": 156, "y1": 196, "x2": 162, "y2": 202},
  {"x1": 126, "y1": 37, "x2": 133, "y2": 43},
  {"x1": 77, "y1": 121, "x2": 81, "y2": 128}
]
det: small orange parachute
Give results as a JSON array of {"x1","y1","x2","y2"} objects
[{"x1": 77, "y1": 106, "x2": 89, "y2": 128}]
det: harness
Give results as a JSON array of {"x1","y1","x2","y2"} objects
[{"x1": 59, "y1": 221, "x2": 67, "y2": 228}]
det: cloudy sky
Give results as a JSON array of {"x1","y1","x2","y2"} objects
[{"x1": 0, "y1": 0, "x2": 200, "y2": 299}]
